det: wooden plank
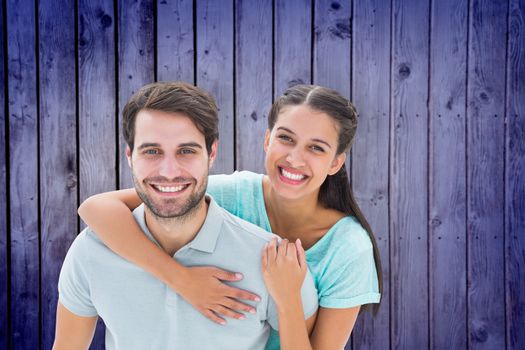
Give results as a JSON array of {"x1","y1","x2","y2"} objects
[
  {"x1": 350, "y1": 0, "x2": 390, "y2": 349},
  {"x1": 506, "y1": 0, "x2": 525, "y2": 348},
  {"x1": 313, "y1": 0, "x2": 353, "y2": 208},
  {"x1": 118, "y1": 0, "x2": 154, "y2": 189},
  {"x1": 79, "y1": 0, "x2": 116, "y2": 210},
  {"x1": 38, "y1": 0, "x2": 77, "y2": 348},
  {"x1": 196, "y1": 0, "x2": 234, "y2": 174},
  {"x1": 429, "y1": 0, "x2": 468, "y2": 349},
  {"x1": 78, "y1": 1, "x2": 117, "y2": 347},
  {"x1": 274, "y1": 0, "x2": 311, "y2": 97},
  {"x1": 157, "y1": 0, "x2": 194, "y2": 82},
  {"x1": 235, "y1": 0, "x2": 272, "y2": 173},
  {"x1": 313, "y1": 0, "x2": 351, "y2": 97},
  {"x1": 0, "y1": 2, "x2": 8, "y2": 348},
  {"x1": 467, "y1": 0, "x2": 507, "y2": 348},
  {"x1": 390, "y1": 0, "x2": 430, "y2": 348},
  {"x1": 6, "y1": 0, "x2": 39, "y2": 347}
]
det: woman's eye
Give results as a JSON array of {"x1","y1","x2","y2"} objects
[
  {"x1": 277, "y1": 135, "x2": 293, "y2": 142},
  {"x1": 311, "y1": 145, "x2": 325, "y2": 153}
]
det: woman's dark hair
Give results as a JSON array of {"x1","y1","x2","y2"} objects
[{"x1": 268, "y1": 84, "x2": 383, "y2": 313}]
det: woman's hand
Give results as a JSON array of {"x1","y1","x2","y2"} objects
[
  {"x1": 261, "y1": 238, "x2": 308, "y2": 309},
  {"x1": 175, "y1": 266, "x2": 261, "y2": 325}
]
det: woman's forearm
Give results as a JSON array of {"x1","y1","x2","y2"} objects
[
  {"x1": 277, "y1": 295, "x2": 313, "y2": 350},
  {"x1": 78, "y1": 192, "x2": 187, "y2": 289}
]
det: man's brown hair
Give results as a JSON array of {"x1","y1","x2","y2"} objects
[{"x1": 122, "y1": 81, "x2": 219, "y2": 154}]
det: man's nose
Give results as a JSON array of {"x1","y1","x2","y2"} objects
[{"x1": 158, "y1": 157, "x2": 183, "y2": 179}]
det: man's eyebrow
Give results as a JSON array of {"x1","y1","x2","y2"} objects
[
  {"x1": 179, "y1": 142, "x2": 202, "y2": 149},
  {"x1": 137, "y1": 142, "x2": 203, "y2": 150},
  {"x1": 276, "y1": 126, "x2": 332, "y2": 149},
  {"x1": 137, "y1": 142, "x2": 161, "y2": 150}
]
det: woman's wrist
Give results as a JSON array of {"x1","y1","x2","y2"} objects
[
  {"x1": 276, "y1": 292, "x2": 303, "y2": 315},
  {"x1": 161, "y1": 259, "x2": 189, "y2": 292}
]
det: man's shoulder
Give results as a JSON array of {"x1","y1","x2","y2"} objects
[
  {"x1": 217, "y1": 206, "x2": 276, "y2": 244},
  {"x1": 65, "y1": 227, "x2": 108, "y2": 260}
]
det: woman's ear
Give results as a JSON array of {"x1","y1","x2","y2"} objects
[
  {"x1": 263, "y1": 129, "x2": 271, "y2": 153},
  {"x1": 328, "y1": 153, "x2": 347, "y2": 175}
]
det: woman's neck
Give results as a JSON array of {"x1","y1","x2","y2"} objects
[{"x1": 262, "y1": 176, "x2": 322, "y2": 238}]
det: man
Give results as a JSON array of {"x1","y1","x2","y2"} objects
[{"x1": 53, "y1": 82, "x2": 318, "y2": 349}]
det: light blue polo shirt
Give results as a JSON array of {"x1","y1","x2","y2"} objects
[{"x1": 58, "y1": 196, "x2": 318, "y2": 350}]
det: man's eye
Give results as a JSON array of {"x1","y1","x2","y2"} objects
[
  {"x1": 180, "y1": 149, "x2": 196, "y2": 155},
  {"x1": 145, "y1": 149, "x2": 159, "y2": 155}
]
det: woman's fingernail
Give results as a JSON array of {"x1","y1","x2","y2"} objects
[
  {"x1": 235, "y1": 273, "x2": 243, "y2": 279},
  {"x1": 254, "y1": 296, "x2": 261, "y2": 302},
  {"x1": 249, "y1": 308, "x2": 257, "y2": 314}
]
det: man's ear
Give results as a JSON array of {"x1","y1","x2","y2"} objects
[
  {"x1": 126, "y1": 146, "x2": 132, "y2": 168},
  {"x1": 263, "y1": 129, "x2": 271, "y2": 153},
  {"x1": 208, "y1": 141, "x2": 218, "y2": 168},
  {"x1": 328, "y1": 152, "x2": 347, "y2": 175}
]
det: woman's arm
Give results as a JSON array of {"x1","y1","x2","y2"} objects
[
  {"x1": 262, "y1": 238, "x2": 313, "y2": 350},
  {"x1": 78, "y1": 189, "x2": 261, "y2": 324},
  {"x1": 309, "y1": 306, "x2": 360, "y2": 349},
  {"x1": 262, "y1": 239, "x2": 361, "y2": 350}
]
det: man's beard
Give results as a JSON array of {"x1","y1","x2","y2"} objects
[{"x1": 132, "y1": 173, "x2": 208, "y2": 222}]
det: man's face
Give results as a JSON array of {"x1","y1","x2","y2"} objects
[{"x1": 127, "y1": 109, "x2": 216, "y2": 219}]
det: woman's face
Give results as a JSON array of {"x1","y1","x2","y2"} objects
[{"x1": 264, "y1": 104, "x2": 346, "y2": 201}]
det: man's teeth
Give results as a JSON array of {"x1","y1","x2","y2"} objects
[
  {"x1": 281, "y1": 169, "x2": 306, "y2": 181},
  {"x1": 155, "y1": 185, "x2": 186, "y2": 193}
]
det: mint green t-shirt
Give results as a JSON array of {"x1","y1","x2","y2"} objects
[{"x1": 207, "y1": 171, "x2": 381, "y2": 350}]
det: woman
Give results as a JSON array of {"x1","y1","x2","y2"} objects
[{"x1": 79, "y1": 85, "x2": 382, "y2": 349}]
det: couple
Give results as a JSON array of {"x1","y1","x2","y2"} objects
[{"x1": 53, "y1": 81, "x2": 381, "y2": 349}]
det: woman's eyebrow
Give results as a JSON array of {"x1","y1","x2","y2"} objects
[{"x1": 276, "y1": 126, "x2": 332, "y2": 149}]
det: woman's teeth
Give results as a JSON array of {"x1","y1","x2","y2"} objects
[
  {"x1": 281, "y1": 168, "x2": 305, "y2": 181},
  {"x1": 154, "y1": 184, "x2": 186, "y2": 193}
]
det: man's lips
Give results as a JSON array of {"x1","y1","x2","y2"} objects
[{"x1": 149, "y1": 183, "x2": 191, "y2": 194}]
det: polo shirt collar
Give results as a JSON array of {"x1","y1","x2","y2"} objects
[
  {"x1": 133, "y1": 195, "x2": 223, "y2": 255},
  {"x1": 187, "y1": 195, "x2": 223, "y2": 253}
]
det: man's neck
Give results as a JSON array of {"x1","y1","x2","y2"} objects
[{"x1": 143, "y1": 199, "x2": 209, "y2": 256}]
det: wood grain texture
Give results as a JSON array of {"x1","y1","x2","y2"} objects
[
  {"x1": 157, "y1": 0, "x2": 194, "y2": 82},
  {"x1": 0, "y1": 2, "x2": 7, "y2": 347},
  {"x1": 313, "y1": 0, "x2": 351, "y2": 97},
  {"x1": 429, "y1": 0, "x2": 468, "y2": 349},
  {"x1": 235, "y1": 0, "x2": 272, "y2": 173},
  {"x1": 390, "y1": 0, "x2": 430, "y2": 348},
  {"x1": 6, "y1": 1, "x2": 40, "y2": 348},
  {"x1": 118, "y1": 0, "x2": 154, "y2": 189},
  {"x1": 38, "y1": 0, "x2": 77, "y2": 348},
  {"x1": 79, "y1": 0, "x2": 116, "y2": 206},
  {"x1": 78, "y1": 0, "x2": 116, "y2": 347},
  {"x1": 350, "y1": 0, "x2": 390, "y2": 349},
  {"x1": 506, "y1": 0, "x2": 525, "y2": 348},
  {"x1": 197, "y1": 0, "x2": 234, "y2": 174},
  {"x1": 274, "y1": 0, "x2": 311, "y2": 97},
  {"x1": 467, "y1": 0, "x2": 507, "y2": 348}
]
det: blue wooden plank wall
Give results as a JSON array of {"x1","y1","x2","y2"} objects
[{"x1": 0, "y1": 0, "x2": 523, "y2": 349}]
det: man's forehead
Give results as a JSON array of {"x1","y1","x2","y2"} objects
[{"x1": 134, "y1": 109, "x2": 206, "y2": 145}]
